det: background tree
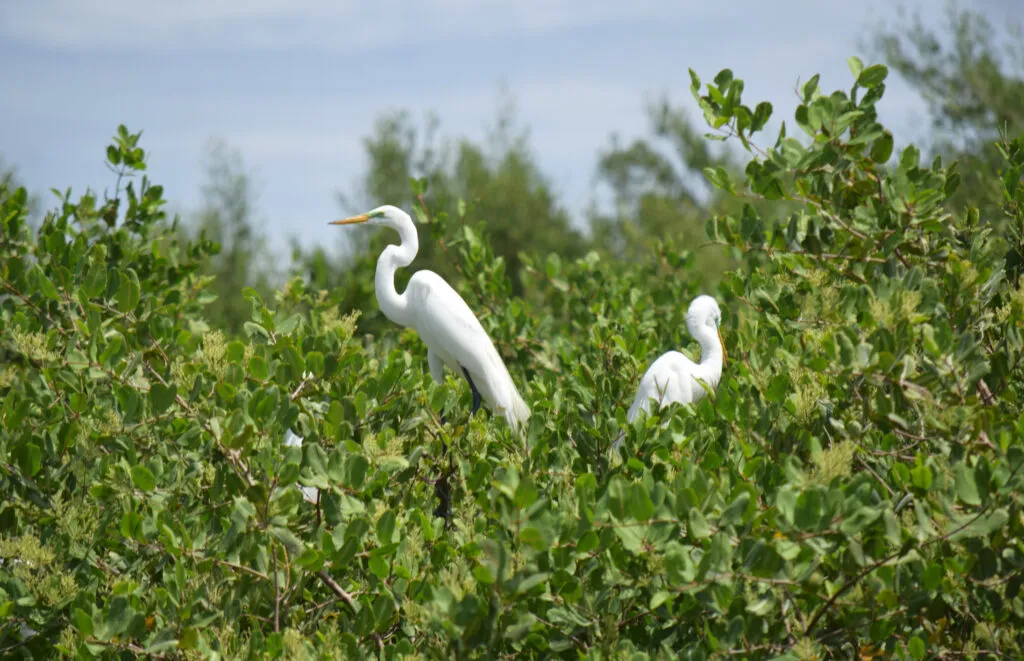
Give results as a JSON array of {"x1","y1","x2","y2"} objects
[
  {"x1": 0, "y1": 156, "x2": 40, "y2": 222},
  {"x1": 334, "y1": 100, "x2": 586, "y2": 293},
  {"x1": 189, "y1": 140, "x2": 274, "y2": 334},
  {"x1": 871, "y1": 2, "x2": 1024, "y2": 220},
  {"x1": 587, "y1": 97, "x2": 797, "y2": 287},
  {"x1": 4, "y1": 60, "x2": 1024, "y2": 655}
]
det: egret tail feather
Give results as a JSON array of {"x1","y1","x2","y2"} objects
[{"x1": 504, "y1": 385, "x2": 530, "y2": 435}]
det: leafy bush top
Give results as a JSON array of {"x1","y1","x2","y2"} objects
[{"x1": 2, "y1": 61, "x2": 1024, "y2": 659}]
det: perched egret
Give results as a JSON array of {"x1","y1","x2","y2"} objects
[
  {"x1": 613, "y1": 295, "x2": 727, "y2": 452},
  {"x1": 329, "y1": 205, "x2": 531, "y2": 523},
  {"x1": 329, "y1": 205, "x2": 530, "y2": 432}
]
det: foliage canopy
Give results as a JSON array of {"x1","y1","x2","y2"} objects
[{"x1": 2, "y1": 59, "x2": 1024, "y2": 661}]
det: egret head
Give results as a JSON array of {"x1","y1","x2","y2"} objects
[
  {"x1": 686, "y1": 295, "x2": 726, "y2": 365},
  {"x1": 328, "y1": 205, "x2": 402, "y2": 227}
]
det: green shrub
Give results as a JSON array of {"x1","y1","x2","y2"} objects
[{"x1": 2, "y1": 61, "x2": 1023, "y2": 659}]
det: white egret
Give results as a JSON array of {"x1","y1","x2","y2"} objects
[
  {"x1": 329, "y1": 205, "x2": 531, "y2": 522},
  {"x1": 329, "y1": 205, "x2": 530, "y2": 433},
  {"x1": 613, "y1": 295, "x2": 727, "y2": 452}
]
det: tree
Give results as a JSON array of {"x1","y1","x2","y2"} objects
[
  {"x1": 871, "y1": 2, "x2": 1024, "y2": 220},
  {"x1": 587, "y1": 97, "x2": 795, "y2": 286},
  {"x1": 190, "y1": 140, "x2": 274, "y2": 334},
  {"x1": 0, "y1": 157, "x2": 40, "y2": 223},
  {"x1": 3, "y1": 57, "x2": 1024, "y2": 658},
  {"x1": 335, "y1": 100, "x2": 587, "y2": 295}
]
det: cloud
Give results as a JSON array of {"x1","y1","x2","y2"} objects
[{"x1": 0, "y1": 0, "x2": 706, "y2": 51}]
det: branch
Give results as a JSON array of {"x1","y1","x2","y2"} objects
[
  {"x1": 273, "y1": 542, "x2": 281, "y2": 633},
  {"x1": 803, "y1": 549, "x2": 905, "y2": 636},
  {"x1": 317, "y1": 569, "x2": 356, "y2": 611},
  {"x1": 290, "y1": 371, "x2": 315, "y2": 402}
]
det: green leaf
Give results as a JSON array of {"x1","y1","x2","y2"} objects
[
  {"x1": 576, "y1": 531, "x2": 599, "y2": 554},
  {"x1": 18, "y1": 442, "x2": 43, "y2": 477},
  {"x1": 629, "y1": 483, "x2": 655, "y2": 521},
  {"x1": 922, "y1": 562, "x2": 943, "y2": 591},
  {"x1": 295, "y1": 547, "x2": 325, "y2": 572},
  {"x1": 840, "y1": 507, "x2": 882, "y2": 537},
  {"x1": 847, "y1": 56, "x2": 864, "y2": 80},
  {"x1": 947, "y1": 508, "x2": 1009, "y2": 541},
  {"x1": 954, "y1": 464, "x2": 982, "y2": 505},
  {"x1": 857, "y1": 64, "x2": 888, "y2": 88},
  {"x1": 519, "y1": 526, "x2": 546, "y2": 550},
  {"x1": 801, "y1": 74, "x2": 820, "y2": 102},
  {"x1": 368, "y1": 554, "x2": 389, "y2": 579},
  {"x1": 248, "y1": 355, "x2": 269, "y2": 380},
  {"x1": 131, "y1": 465, "x2": 156, "y2": 492},
  {"x1": 117, "y1": 268, "x2": 141, "y2": 313},
  {"x1": 764, "y1": 374, "x2": 789, "y2": 402},
  {"x1": 720, "y1": 492, "x2": 750, "y2": 527},
  {"x1": 514, "y1": 572, "x2": 550, "y2": 595},
  {"x1": 66, "y1": 349, "x2": 89, "y2": 371},
  {"x1": 870, "y1": 132, "x2": 894, "y2": 163},
  {"x1": 226, "y1": 341, "x2": 246, "y2": 363},
  {"x1": 270, "y1": 527, "x2": 304, "y2": 556},
  {"x1": 83, "y1": 263, "x2": 107, "y2": 299},
  {"x1": 688, "y1": 509, "x2": 711, "y2": 539},
  {"x1": 911, "y1": 464, "x2": 933, "y2": 491},
  {"x1": 883, "y1": 509, "x2": 902, "y2": 546},
  {"x1": 243, "y1": 322, "x2": 271, "y2": 341},
  {"x1": 614, "y1": 524, "x2": 646, "y2": 554},
  {"x1": 73, "y1": 608, "x2": 94, "y2": 637},
  {"x1": 306, "y1": 351, "x2": 325, "y2": 377},
  {"x1": 31, "y1": 264, "x2": 60, "y2": 301},
  {"x1": 150, "y1": 383, "x2": 177, "y2": 414},
  {"x1": 514, "y1": 478, "x2": 539, "y2": 509},
  {"x1": 345, "y1": 454, "x2": 369, "y2": 490},
  {"x1": 473, "y1": 564, "x2": 495, "y2": 585},
  {"x1": 120, "y1": 511, "x2": 143, "y2": 539},
  {"x1": 377, "y1": 509, "x2": 396, "y2": 544},
  {"x1": 908, "y1": 636, "x2": 925, "y2": 659},
  {"x1": 703, "y1": 166, "x2": 734, "y2": 192},
  {"x1": 746, "y1": 592, "x2": 776, "y2": 616},
  {"x1": 276, "y1": 313, "x2": 303, "y2": 336},
  {"x1": 605, "y1": 477, "x2": 629, "y2": 520}
]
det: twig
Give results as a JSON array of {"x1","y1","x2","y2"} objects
[
  {"x1": 858, "y1": 457, "x2": 896, "y2": 497},
  {"x1": 290, "y1": 372, "x2": 315, "y2": 402},
  {"x1": 977, "y1": 378, "x2": 996, "y2": 406},
  {"x1": 803, "y1": 549, "x2": 904, "y2": 636},
  {"x1": 317, "y1": 569, "x2": 356, "y2": 611},
  {"x1": 273, "y1": 542, "x2": 281, "y2": 633}
]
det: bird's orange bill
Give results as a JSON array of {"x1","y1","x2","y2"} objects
[
  {"x1": 328, "y1": 213, "x2": 370, "y2": 225},
  {"x1": 718, "y1": 328, "x2": 727, "y2": 366}
]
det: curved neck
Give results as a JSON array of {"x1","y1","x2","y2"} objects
[
  {"x1": 691, "y1": 325, "x2": 724, "y2": 385},
  {"x1": 374, "y1": 216, "x2": 419, "y2": 327}
]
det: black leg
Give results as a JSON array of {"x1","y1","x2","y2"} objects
[
  {"x1": 432, "y1": 367, "x2": 481, "y2": 529},
  {"x1": 461, "y1": 366, "x2": 482, "y2": 415},
  {"x1": 433, "y1": 474, "x2": 451, "y2": 523}
]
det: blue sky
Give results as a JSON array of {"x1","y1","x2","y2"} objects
[{"x1": 1, "y1": 0, "x2": 1017, "y2": 256}]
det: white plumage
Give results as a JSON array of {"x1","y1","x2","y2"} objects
[
  {"x1": 330, "y1": 205, "x2": 529, "y2": 435},
  {"x1": 614, "y1": 295, "x2": 727, "y2": 451}
]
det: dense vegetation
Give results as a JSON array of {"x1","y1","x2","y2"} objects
[{"x1": 3, "y1": 7, "x2": 1024, "y2": 659}]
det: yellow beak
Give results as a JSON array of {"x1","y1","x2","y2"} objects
[
  {"x1": 718, "y1": 328, "x2": 727, "y2": 366},
  {"x1": 328, "y1": 213, "x2": 370, "y2": 225}
]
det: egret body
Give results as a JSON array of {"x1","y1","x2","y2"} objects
[{"x1": 614, "y1": 295, "x2": 726, "y2": 451}]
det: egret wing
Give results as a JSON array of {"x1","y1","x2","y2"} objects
[
  {"x1": 626, "y1": 351, "x2": 696, "y2": 421},
  {"x1": 407, "y1": 271, "x2": 514, "y2": 409}
]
